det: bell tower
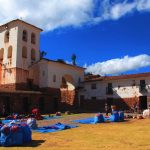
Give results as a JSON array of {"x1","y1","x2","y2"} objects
[{"x1": 0, "y1": 19, "x2": 42, "y2": 90}]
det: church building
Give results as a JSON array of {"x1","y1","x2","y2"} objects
[{"x1": 0, "y1": 19, "x2": 85, "y2": 114}]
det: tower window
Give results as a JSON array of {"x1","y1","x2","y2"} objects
[
  {"x1": 31, "y1": 49, "x2": 36, "y2": 60},
  {"x1": 31, "y1": 33, "x2": 36, "y2": 44},
  {"x1": 22, "y1": 30, "x2": 27, "y2": 42},
  {"x1": 22, "y1": 46, "x2": 27, "y2": 58},
  {"x1": 0, "y1": 48, "x2": 4, "y2": 60},
  {"x1": 42, "y1": 71, "x2": 45, "y2": 76},
  {"x1": 8, "y1": 46, "x2": 12, "y2": 58},
  {"x1": 53, "y1": 75, "x2": 56, "y2": 82},
  {"x1": 4, "y1": 31, "x2": 9, "y2": 43},
  {"x1": 91, "y1": 83, "x2": 96, "y2": 89}
]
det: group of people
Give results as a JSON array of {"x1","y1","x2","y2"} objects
[
  {"x1": 105, "y1": 101, "x2": 139, "y2": 116},
  {"x1": 104, "y1": 103, "x2": 117, "y2": 115}
]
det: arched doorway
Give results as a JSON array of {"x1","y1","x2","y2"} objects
[
  {"x1": 61, "y1": 74, "x2": 75, "y2": 90},
  {"x1": 39, "y1": 97, "x2": 45, "y2": 113},
  {"x1": 53, "y1": 97, "x2": 59, "y2": 112},
  {"x1": 3, "y1": 96, "x2": 10, "y2": 116},
  {"x1": 60, "y1": 74, "x2": 75, "y2": 105}
]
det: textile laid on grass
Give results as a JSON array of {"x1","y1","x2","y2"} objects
[
  {"x1": 73, "y1": 117, "x2": 95, "y2": 124},
  {"x1": 0, "y1": 123, "x2": 32, "y2": 147},
  {"x1": 2, "y1": 116, "x2": 62, "y2": 125},
  {"x1": 73, "y1": 111, "x2": 124, "y2": 124},
  {"x1": 33, "y1": 123, "x2": 78, "y2": 133},
  {"x1": 2, "y1": 120, "x2": 14, "y2": 124}
]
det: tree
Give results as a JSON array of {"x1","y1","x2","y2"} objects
[
  {"x1": 71, "y1": 54, "x2": 76, "y2": 65},
  {"x1": 40, "y1": 51, "x2": 47, "y2": 59}
]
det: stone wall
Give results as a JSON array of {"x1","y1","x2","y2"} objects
[
  {"x1": 0, "y1": 92, "x2": 54, "y2": 115},
  {"x1": 80, "y1": 97, "x2": 150, "y2": 112}
]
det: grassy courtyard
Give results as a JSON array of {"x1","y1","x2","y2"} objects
[{"x1": 1, "y1": 114, "x2": 150, "y2": 150}]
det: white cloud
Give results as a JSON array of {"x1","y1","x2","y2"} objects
[
  {"x1": 86, "y1": 54, "x2": 150, "y2": 75},
  {"x1": 110, "y1": 2, "x2": 136, "y2": 19},
  {"x1": 0, "y1": 0, "x2": 94, "y2": 31},
  {"x1": 0, "y1": 0, "x2": 150, "y2": 31}
]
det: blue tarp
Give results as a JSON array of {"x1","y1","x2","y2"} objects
[
  {"x1": 33, "y1": 123, "x2": 78, "y2": 133},
  {"x1": 2, "y1": 120, "x2": 22, "y2": 124},
  {"x1": 73, "y1": 118, "x2": 95, "y2": 124},
  {"x1": 1, "y1": 116, "x2": 62, "y2": 124},
  {"x1": 73, "y1": 112, "x2": 124, "y2": 124},
  {"x1": 0, "y1": 123, "x2": 32, "y2": 147}
]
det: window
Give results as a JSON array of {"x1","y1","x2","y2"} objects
[
  {"x1": 80, "y1": 95, "x2": 85, "y2": 100},
  {"x1": 4, "y1": 31, "x2": 9, "y2": 43},
  {"x1": 0, "y1": 48, "x2": 4, "y2": 60},
  {"x1": 106, "y1": 83, "x2": 113, "y2": 95},
  {"x1": 39, "y1": 97, "x2": 45, "y2": 112},
  {"x1": 22, "y1": 30, "x2": 27, "y2": 42},
  {"x1": 78, "y1": 77, "x2": 81, "y2": 83},
  {"x1": 31, "y1": 49, "x2": 36, "y2": 60},
  {"x1": 31, "y1": 33, "x2": 36, "y2": 44},
  {"x1": 22, "y1": 46, "x2": 27, "y2": 58},
  {"x1": 132, "y1": 80, "x2": 136, "y2": 86},
  {"x1": 108, "y1": 83, "x2": 112, "y2": 87},
  {"x1": 140, "y1": 80, "x2": 145, "y2": 85},
  {"x1": 53, "y1": 75, "x2": 56, "y2": 82},
  {"x1": 91, "y1": 83, "x2": 96, "y2": 89},
  {"x1": 42, "y1": 71, "x2": 45, "y2": 76},
  {"x1": 91, "y1": 97, "x2": 96, "y2": 100},
  {"x1": 7, "y1": 46, "x2": 12, "y2": 58},
  {"x1": 140, "y1": 80, "x2": 146, "y2": 92}
]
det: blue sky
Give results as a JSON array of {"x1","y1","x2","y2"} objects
[
  {"x1": 0, "y1": 0, "x2": 150, "y2": 75},
  {"x1": 41, "y1": 12, "x2": 150, "y2": 64},
  {"x1": 41, "y1": 7, "x2": 150, "y2": 75}
]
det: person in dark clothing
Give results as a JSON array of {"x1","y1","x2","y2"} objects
[
  {"x1": 2, "y1": 105, "x2": 6, "y2": 117},
  {"x1": 105, "y1": 103, "x2": 109, "y2": 116},
  {"x1": 133, "y1": 102, "x2": 138, "y2": 113}
]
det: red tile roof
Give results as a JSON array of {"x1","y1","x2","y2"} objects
[
  {"x1": 41, "y1": 58, "x2": 85, "y2": 70},
  {"x1": 0, "y1": 19, "x2": 43, "y2": 31},
  {"x1": 84, "y1": 72, "x2": 150, "y2": 82}
]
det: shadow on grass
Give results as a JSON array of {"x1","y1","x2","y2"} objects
[{"x1": 22, "y1": 140, "x2": 45, "y2": 147}]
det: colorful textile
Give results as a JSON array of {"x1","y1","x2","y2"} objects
[{"x1": 0, "y1": 123, "x2": 31, "y2": 146}]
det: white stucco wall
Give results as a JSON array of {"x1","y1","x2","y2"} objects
[
  {"x1": 79, "y1": 77, "x2": 150, "y2": 100},
  {"x1": 0, "y1": 23, "x2": 18, "y2": 84},
  {"x1": 37, "y1": 60, "x2": 84, "y2": 88},
  {"x1": 0, "y1": 20, "x2": 41, "y2": 84},
  {"x1": 0, "y1": 23, "x2": 18, "y2": 68},
  {"x1": 17, "y1": 22, "x2": 41, "y2": 70}
]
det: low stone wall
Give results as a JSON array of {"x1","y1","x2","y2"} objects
[
  {"x1": 80, "y1": 99, "x2": 105, "y2": 112},
  {"x1": 79, "y1": 97, "x2": 140, "y2": 112}
]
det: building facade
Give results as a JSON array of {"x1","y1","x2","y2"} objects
[
  {"x1": 0, "y1": 19, "x2": 150, "y2": 114},
  {"x1": 79, "y1": 73, "x2": 150, "y2": 112},
  {"x1": 0, "y1": 19, "x2": 85, "y2": 114}
]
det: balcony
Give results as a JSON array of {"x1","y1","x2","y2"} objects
[{"x1": 106, "y1": 87, "x2": 113, "y2": 95}]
